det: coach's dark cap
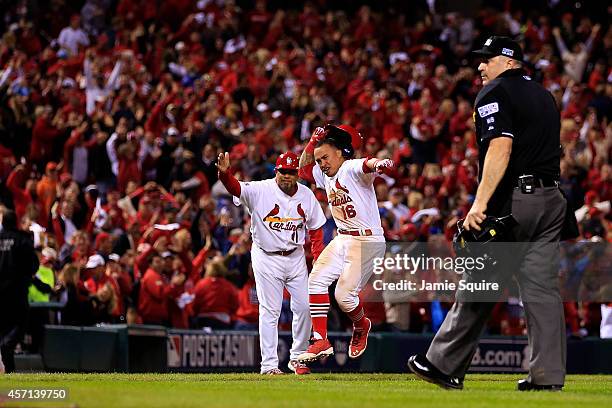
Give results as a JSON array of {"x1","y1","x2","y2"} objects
[{"x1": 472, "y1": 36, "x2": 524, "y2": 62}]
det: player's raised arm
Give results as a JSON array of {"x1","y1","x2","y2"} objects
[
  {"x1": 216, "y1": 152, "x2": 241, "y2": 197},
  {"x1": 299, "y1": 127, "x2": 326, "y2": 183},
  {"x1": 299, "y1": 127, "x2": 326, "y2": 168}
]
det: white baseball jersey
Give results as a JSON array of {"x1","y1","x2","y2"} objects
[
  {"x1": 312, "y1": 159, "x2": 383, "y2": 234},
  {"x1": 238, "y1": 179, "x2": 326, "y2": 252}
]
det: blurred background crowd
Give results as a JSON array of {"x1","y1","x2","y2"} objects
[{"x1": 0, "y1": 0, "x2": 610, "y2": 342}]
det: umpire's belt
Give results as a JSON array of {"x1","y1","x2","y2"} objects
[
  {"x1": 516, "y1": 175, "x2": 559, "y2": 188},
  {"x1": 338, "y1": 229, "x2": 373, "y2": 236},
  {"x1": 262, "y1": 247, "x2": 297, "y2": 256}
]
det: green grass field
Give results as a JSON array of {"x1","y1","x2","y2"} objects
[{"x1": 1, "y1": 374, "x2": 610, "y2": 408}]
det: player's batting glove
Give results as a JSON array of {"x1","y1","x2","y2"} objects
[
  {"x1": 310, "y1": 126, "x2": 326, "y2": 143},
  {"x1": 306, "y1": 126, "x2": 327, "y2": 154},
  {"x1": 375, "y1": 159, "x2": 394, "y2": 174}
]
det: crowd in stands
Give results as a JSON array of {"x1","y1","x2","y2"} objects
[{"x1": 0, "y1": 0, "x2": 610, "y2": 338}]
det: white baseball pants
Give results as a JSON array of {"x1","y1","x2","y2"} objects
[
  {"x1": 309, "y1": 234, "x2": 386, "y2": 312},
  {"x1": 251, "y1": 245, "x2": 311, "y2": 373}
]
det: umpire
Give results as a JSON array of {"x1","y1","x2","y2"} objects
[
  {"x1": 408, "y1": 36, "x2": 568, "y2": 391},
  {"x1": 0, "y1": 209, "x2": 39, "y2": 373}
]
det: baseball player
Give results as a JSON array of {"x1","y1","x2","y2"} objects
[
  {"x1": 217, "y1": 151, "x2": 326, "y2": 375},
  {"x1": 297, "y1": 124, "x2": 394, "y2": 362}
]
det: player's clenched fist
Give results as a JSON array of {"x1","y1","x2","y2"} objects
[
  {"x1": 216, "y1": 152, "x2": 230, "y2": 172},
  {"x1": 374, "y1": 159, "x2": 394, "y2": 174}
]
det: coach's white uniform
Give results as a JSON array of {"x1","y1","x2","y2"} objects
[
  {"x1": 310, "y1": 159, "x2": 386, "y2": 312},
  {"x1": 238, "y1": 178, "x2": 326, "y2": 373}
]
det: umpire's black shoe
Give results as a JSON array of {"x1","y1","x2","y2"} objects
[
  {"x1": 407, "y1": 354, "x2": 464, "y2": 390},
  {"x1": 517, "y1": 379, "x2": 563, "y2": 392}
]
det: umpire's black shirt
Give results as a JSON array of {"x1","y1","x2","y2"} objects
[
  {"x1": 0, "y1": 228, "x2": 39, "y2": 327},
  {"x1": 474, "y1": 68, "x2": 561, "y2": 215}
]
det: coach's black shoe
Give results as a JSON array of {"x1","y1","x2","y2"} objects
[
  {"x1": 517, "y1": 379, "x2": 563, "y2": 391},
  {"x1": 407, "y1": 354, "x2": 463, "y2": 390}
]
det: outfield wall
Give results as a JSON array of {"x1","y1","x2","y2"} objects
[{"x1": 42, "y1": 325, "x2": 612, "y2": 374}]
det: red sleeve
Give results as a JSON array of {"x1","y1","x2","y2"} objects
[
  {"x1": 178, "y1": 251, "x2": 193, "y2": 279},
  {"x1": 142, "y1": 272, "x2": 174, "y2": 301},
  {"x1": 172, "y1": 19, "x2": 195, "y2": 42},
  {"x1": 63, "y1": 130, "x2": 80, "y2": 165},
  {"x1": 191, "y1": 246, "x2": 209, "y2": 282},
  {"x1": 129, "y1": 186, "x2": 145, "y2": 199},
  {"x1": 161, "y1": 192, "x2": 179, "y2": 208},
  {"x1": 6, "y1": 169, "x2": 27, "y2": 200},
  {"x1": 196, "y1": 171, "x2": 210, "y2": 197},
  {"x1": 82, "y1": 199, "x2": 96, "y2": 233},
  {"x1": 218, "y1": 170, "x2": 241, "y2": 197},
  {"x1": 116, "y1": 272, "x2": 133, "y2": 296},
  {"x1": 52, "y1": 217, "x2": 65, "y2": 248},
  {"x1": 230, "y1": 285, "x2": 239, "y2": 316},
  {"x1": 84, "y1": 136, "x2": 98, "y2": 149},
  {"x1": 362, "y1": 157, "x2": 375, "y2": 173},
  {"x1": 564, "y1": 303, "x2": 580, "y2": 333},
  {"x1": 223, "y1": 281, "x2": 239, "y2": 319},
  {"x1": 298, "y1": 163, "x2": 315, "y2": 184},
  {"x1": 308, "y1": 227, "x2": 324, "y2": 262},
  {"x1": 136, "y1": 246, "x2": 154, "y2": 275},
  {"x1": 84, "y1": 215, "x2": 95, "y2": 234},
  {"x1": 144, "y1": 92, "x2": 175, "y2": 135},
  {"x1": 33, "y1": 118, "x2": 62, "y2": 141}
]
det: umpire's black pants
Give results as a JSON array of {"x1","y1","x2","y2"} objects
[
  {"x1": 1, "y1": 324, "x2": 24, "y2": 373},
  {"x1": 426, "y1": 187, "x2": 567, "y2": 385}
]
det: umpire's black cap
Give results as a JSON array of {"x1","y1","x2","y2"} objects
[{"x1": 472, "y1": 36, "x2": 524, "y2": 62}]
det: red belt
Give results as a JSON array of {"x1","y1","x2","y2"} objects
[
  {"x1": 338, "y1": 229, "x2": 372, "y2": 236},
  {"x1": 263, "y1": 248, "x2": 297, "y2": 256}
]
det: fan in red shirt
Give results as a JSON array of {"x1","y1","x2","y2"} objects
[
  {"x1": 117, "y1": 141, "x2": 142, "y2": 194},
  {"x1": 5, "y1": 164, "x2": 35, "y2": 222},
  {"x1": 138, "y1": 252, "x2": 185, "y2": 325},
  {"x1": 234, "y1": 269, "x2": 259, "y2": 330},
  {"x1": 82, "y1": 254, "x2": 122, "y2": 318},
  {"x1": 191, "y1": 256, "x2": 239, "y2": 329},
  {"x1": 171, "y1": 151, "x2": 209, "y2": 200},
  {"x1": 30, "y1": 106, "x2": 64, "y2": 165}
]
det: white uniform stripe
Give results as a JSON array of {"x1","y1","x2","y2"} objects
[{"x1": 349, "y1": 309, "x2": 365, "y2": 322}]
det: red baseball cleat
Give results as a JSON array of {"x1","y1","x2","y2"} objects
[
  {"x1": 297, "y1": 338, "x2": 334, "y2": 363},
  {"x1": 288, "y1": 360, "x2": 311, "y2": 375},
  {"x1": 349, "y1": 317, "x2": 371, "y2": 358}
]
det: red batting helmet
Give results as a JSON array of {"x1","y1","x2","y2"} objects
[
  {"x1": 275, "y1": 151, "x2": 299, "y2": 171},
  {"x1": 337, "y1": 124, "x2": 363, "y2": 150}
]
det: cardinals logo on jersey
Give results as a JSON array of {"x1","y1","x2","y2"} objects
[
  {"x1": 262, "y1": 204, "x2": 281, "y2": 221},
  {"x1": 335, "y1": 179, "x2": 350, "y2": 194},
  {"x1": 329, "y1": 179, "x2": 353, "y2": 206},
  {"x1": 296, "y1": 203, "x2": 307, "y2": 222},
  {"x1": 294, "y1": 204, "x2": 307, "y2": 242},
  {"x1": 262, "y1": 203, "x2": 304, "y2": 241}
]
